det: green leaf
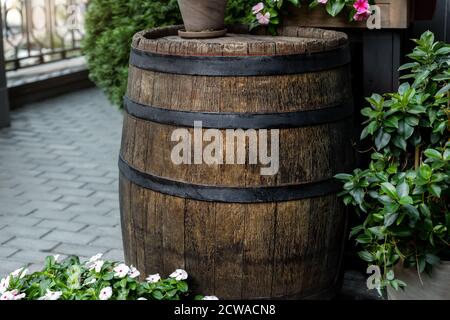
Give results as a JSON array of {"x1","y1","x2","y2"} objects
[
  {"x1": 375, "y1": 130, "x2": 391, "y2": 150},
  {"x1": 419, "y1": 204, "x2": 431, "y2": 218},
  {"x1": 405, "y1": 116, "x2": 419, "y2": 126},
  {"x1": 399, "y1": 196, "x2": 413, "y2": 205},
  {"x1": 436, "y1": 83, "x2": 450, "y2": 96},
  {"x1": 398, "y1": 121, "x2": 414, "y2": 140},
  {"x1": 384, "y1": 116, "x2": 399, "y2": 128},
  {"x1": 326, "y1": 0, "x2": 346, "y2": 17},
  {"x1": 418, "y1": 257, "x2": 426, "y2": 273},
  {"x1": 384, "y1": 212, "x2": 399, "y2": 227},
  {"x1": 381, "y1": 182, "x2": 398, "y2": 200},
  {"x1": 356, "y1": 233, "x2": 372, "y2": 244},
  {"x1": 429, "y1": 184, "x2": 442, "y2": 197},
  {"x1": 386, "y1": 270, "x2": 395, "y2": 281},
  {"x1": 435, "y1": 46, "x2": 450, "y2": 55},
  {"x1": 334, "y1": 173, "x2": 353, "y2": 180},
  {"x1": 403, "y1": 204, "x2": 420, "y2": 220},
  {"x1": 396, "y1": 181, "x2": 410, "y2": 198},
  {"x1": 418, "y1": 164, "x2": 432, "y2": 181},
  {"x1": 152, "y1": 290, "x2": 164, "y2": 300},
  {"x1": 177, "y1": 281, "x2": 188, "y2": 293},
  {"x1": 392, "y1": 136, "x2": 407, "y2": 151},
  {"x1": 358, "y1": 250, "x2": 375, "y2": 262},
  {"x1": 424, "y1": 149, "x2": 442, "y2": 160},
  {"x1": 425, "y1": 254, "x2": 440, "y2": 265},
  {"x1": 398, "y1": 62, "x2": 419, "y2": 71}
]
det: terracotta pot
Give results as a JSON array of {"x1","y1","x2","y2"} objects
[
  {"x1": 177, "y1": 0, "x2": 228, "y2": 38},
  {"x1": 388, "y1": 261, "x2": 450, "y2": 300},
  {"x1": 414, "y1": 0, "x2": 437, "y2": 20}
]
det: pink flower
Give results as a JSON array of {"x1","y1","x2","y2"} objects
[
  {"x1": 256, "y1": 12, "x2": 271, "y2": 25},
  {"x1": 252, "y1": 2, "x2": 264, "y2": 15},
  {"x1": 318, "y1": 0, "x2": 328, "y2": 4},
  {"x1": 353, "y1": 0, "x2": 370, "y2": 14},
  {"x1": 353, "y1": 10, "x2": 371, "y2": 21}
]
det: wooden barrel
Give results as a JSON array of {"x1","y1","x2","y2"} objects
[{"x1": 120, "y1": 25, "x2": 354, "y2": 299}]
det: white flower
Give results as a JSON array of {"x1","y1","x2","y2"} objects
[
  {"x1": 38, "y1": 289, "x2": 63, "y2": 301},
  {"x1": 0, "y1": 276, "x2": 10, "y2": 294},
  {"x1": 53, "y1": 254, "x2": 60, "y2": 262},
  {"x1": 88, "y1": 260, "x2": 104, "y2": 273},
  {"x1": 146, "y1": 273, "x2": 161, "y2": 283},
  {"x1": 9, "y1": 290, "x2": 26, "y2": 300},
  {"x1": 137, "y1": 297, "x2": 147, "y2": 300},
  {"x1": 85, "y1": 278, "x2": 97, "y2": 285},
  {"x1": 10, "y1": 268, "x2": 27, "y2": 279},
  {"x1": 88, "y1": 253, "x2": 103, "y2": 263},
  {"x1": 169, "y1": 269, "x2": 188, "y2": 281},
  {"x1": 99, "y1": 287, "x2": 112, "y2": 300},
  {"x1": 113, "y1": 264, "x2": 130, "y2": 278},
  {"x1": 129, "y1": 266, "x2": 140, "y2": 279},
  {"x1": 0, "y1": 291, "x2": 14, "y2": 301},
  {"x1": 203, "y1": 296, "x2": 219, "y2": 300}
]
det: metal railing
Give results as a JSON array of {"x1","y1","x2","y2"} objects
[{"x1": 1, "y1": 0, "x2": 88, "y2": 71}]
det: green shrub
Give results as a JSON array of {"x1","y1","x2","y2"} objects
[
  {"x1": 83, "y1": 0, "x2": 249, "y2": 108},
  {"x1": 336, "y1": 31, "x2": 450, "y2": 292}
]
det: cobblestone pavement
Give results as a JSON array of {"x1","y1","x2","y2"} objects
[{"x1": 0, "y1": 88, "x2": 124, "y2": 276}]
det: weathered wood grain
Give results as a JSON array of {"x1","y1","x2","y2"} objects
[{"x1": 119, "y1": 26, "x2": 353, "y2": 299}]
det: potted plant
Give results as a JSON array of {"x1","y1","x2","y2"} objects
[
  {"x1": 335, "y1": 31, "x2": 450, "y2": 300},
  {"x1": 248, "y1": 0, "x2": 410, "y2": 30},
  {"x1": 0, "y1": 254, "x2": 218, "y2": 300},
  {"x1": 177, "y1": 0, "x2": 229, "y2": 38}
]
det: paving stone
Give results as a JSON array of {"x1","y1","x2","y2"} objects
[
  {"x1": 83, "y1": 225, "x2": 123, "y2": 238},
  {"x1": 89, "y1": 236, "x2": 123, "y2": 249},
  {"x1": 0, "y1": 259, "x2": 25, "y2": 278},
  {"x1": 57, "y1": 195, "x2": 103, "y2": 206},
  {"x1": 74, "y1": 214, "x2": 120, "y2": 227},
  {"x1": 3, "y1": 237, "x2": 60, "y2": 251},
  {"x1": 44, "y1": 180, "x2": 86, "y2": 189},
  {"x1": 53, "y1": 188, "x2": 95, "y2": 197},
  {"x1": 64, "y1": 204, "x2": 110, "y2": 215},
  {"x1": 75, "y1": 175, "x2": 115, "y2": 185},
  {"x1": 2, "y1": 225, "x2": 52, "y2": 239},
  {"x1": 0, "y1": 88, "x2": 124, "y2": 264},
  {"x1": 23, "y1": 200, "x2": 71, "y2": 211},
  {"x1": 35, "y1": 219, "x2": 87, "y2": 232},
  {"x1": 0, "y1": 234, "x2": 15, "y2": 245},
  {"x1": 103, "y1": 249, "x2": 125, "y2": 262},
  {"x1": 0, "y1": 246, "x2": 20, "y2": 258},
  {"x1": 29, "y1": 210, "x2": 78, "y2": 222},
  {"x1": 16, "y1": 192, "x2": 61, "y2": 201},
  {"x1": 53, "y1": 244, "x2": 110, "y2": 258},
  {"x1": 43, "y1": 230, "x2": 97, "y2": 245},
  {"x1": 9, "y1": 250, "x2": 55, "y2": 264},
  {"x1": 83, "y1": 182, "x2": 118, "y2": 193},
  {"x1": 0, "y1": 216, "x2": 42, "y2": 227},
  {"x1": 37, "y1": 172, "x2": 79, "y2": 181},
  {"x1": 89, "y1": 191, "x2": 119, "y2": 201}
]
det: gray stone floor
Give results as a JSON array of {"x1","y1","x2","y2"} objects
[{"x1": 0, "y1": 88, "x2": 124, "y2": 276}]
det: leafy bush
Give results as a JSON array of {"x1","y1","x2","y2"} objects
[
  {"x1": 0, "y1": 254, "x2": 216, "y2": 300},
  {"x1": 82, "y1": 0, "x2": 182, "y2": 107},
  {"x1": 83, "y1": 0, "x2": 250, "y2": 108},
  {"x1": 336, "y1": 31, "x2": 450, "y2": 291}
]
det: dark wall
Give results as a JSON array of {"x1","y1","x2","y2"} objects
[{"x1": 411, "y1": 0, "x2": 450, "y2": 41}]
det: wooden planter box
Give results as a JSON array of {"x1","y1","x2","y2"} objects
[{"x1": 283, "y1": 0, "x2": 414, "y2": 29}]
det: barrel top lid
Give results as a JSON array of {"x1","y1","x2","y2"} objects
[{"x1": 132, "y1": 25, "x2": 348, "y2": 56}]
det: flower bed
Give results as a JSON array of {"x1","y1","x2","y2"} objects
[{"x1": 0, "y1": 254, "x2": 217, "y2": 301}]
